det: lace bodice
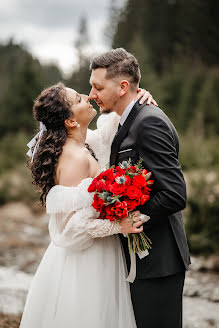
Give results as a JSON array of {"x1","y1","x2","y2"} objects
[{"x1": 46, "y1": 178, "x2": 121, "y2": 250}]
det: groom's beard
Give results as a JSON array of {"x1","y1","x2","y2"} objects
[{"x1": 99, "y1": 101, "x2": 118, "y2": 114}]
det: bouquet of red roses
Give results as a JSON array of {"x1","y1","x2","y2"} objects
[{"x1": 88, "y1": 158, "x2": 154, "y2": 254}]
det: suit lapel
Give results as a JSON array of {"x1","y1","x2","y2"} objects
[{"x1": 110, "y1": 101, "x2": 143, "y2": 165}]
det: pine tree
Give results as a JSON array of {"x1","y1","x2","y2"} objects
[{"x1": 0, "y1": 55, "x2": 43, "y2": 136}]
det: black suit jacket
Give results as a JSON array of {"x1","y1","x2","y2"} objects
[{"x1": 110, "y1": 102, "x2": 191, "y2": 279}]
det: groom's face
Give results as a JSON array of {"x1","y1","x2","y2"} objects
[{"x1": 89, "y1": 68, "x2": 120, "y2": 114}]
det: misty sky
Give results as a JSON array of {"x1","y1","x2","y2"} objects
[{"x1": 0, "y1": 0, "x2": 125, "y2": 75}]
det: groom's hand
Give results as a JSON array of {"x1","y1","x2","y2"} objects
[{"x1": 119, "y1": 211, "x2": 143, "y2": 234}]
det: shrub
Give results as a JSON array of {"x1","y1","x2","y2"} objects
[{"x1": 184, "y1": 170, "x2": 219, "y2": 255}]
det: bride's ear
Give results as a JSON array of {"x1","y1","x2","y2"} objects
[{"x1": 64, "y1": 118, "x2": 78, "y2": 128}]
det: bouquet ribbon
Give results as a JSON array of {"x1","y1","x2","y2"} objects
[
  {"x1": 126, "y1": 248, "x2": 149, "y2": 283},
  {"x1": 125, "y1": 214, "x2": 150, "y2": 283}
]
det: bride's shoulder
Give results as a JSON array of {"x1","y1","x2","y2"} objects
[{"x1": 56, "y1": 146, "x2": 90, "y2": 187}]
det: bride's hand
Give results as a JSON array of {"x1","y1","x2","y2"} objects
[
  {"x1": 135, "y1": 88, "x2": 158, "y2": 106},
  {"x1": 119, "y1": 210, "x2": 143, "y2": 234}
]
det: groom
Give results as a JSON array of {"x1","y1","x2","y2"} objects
[{"x1": 89, "y1": 48, "x2": 190, "y2": 328}]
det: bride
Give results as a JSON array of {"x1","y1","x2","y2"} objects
[{"x1": 20, "y1": 83, "x2": 153, "y2": 328}]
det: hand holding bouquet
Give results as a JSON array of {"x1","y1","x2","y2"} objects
[{"x1": 88, "y1": 158, "x2": 154, "y2": 254}]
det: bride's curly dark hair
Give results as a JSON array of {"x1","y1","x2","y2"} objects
[{"x1": 29, "y1": 82, "x2": 75, "y2": 205}]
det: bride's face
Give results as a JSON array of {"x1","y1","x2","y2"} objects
[{"x1": 66, "y1": 88, "x2": 97, "y2": 125}]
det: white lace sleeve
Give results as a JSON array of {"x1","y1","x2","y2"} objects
[
  {"x1": 46, "y1": 178, "x2": 121, "y2": 250},
  {"x1": 86, "y1": 216, "x2": 121, "y2": 238},
  {"x1": 86, "y1": 112, "x2": 120, "y2": 169}
]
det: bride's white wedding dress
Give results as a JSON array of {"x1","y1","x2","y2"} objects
[{"x1": 20, "y1": 113, "x2": 137, "y2": 328}]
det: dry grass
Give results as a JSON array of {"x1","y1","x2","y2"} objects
[{"x1": 0, "y1": 313, "x2": 22, "y2": 328}]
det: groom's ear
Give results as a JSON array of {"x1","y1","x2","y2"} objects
[
  {"x1": 119, "y1": 80, "x2": 130, "y2": 97},
  {"x1": 64, "y1": 118, "x2": 78, "y2": 128}
]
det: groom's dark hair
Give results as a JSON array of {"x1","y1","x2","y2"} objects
[{"x1": 90, "y1": 48, "x2": 141, "y2": 87}]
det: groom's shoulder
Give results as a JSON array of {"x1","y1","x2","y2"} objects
[
  {"x1": 138, "y1": 103, "x2": 168, "y2": 121},
  {"x1": 137, "y1": 103, "x2": 176, "y2": 130},
  {"x1": 134, "y1": 103, "x2": 179, "y2": 139}
]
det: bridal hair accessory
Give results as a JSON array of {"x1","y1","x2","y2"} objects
[{"x1": 26, "y1": 122, "x2": 47, "y2": 163}]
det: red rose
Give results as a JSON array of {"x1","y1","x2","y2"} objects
[
  {"x1": 124, "y1": 198, "x2": 138, "y2": 211},
  {"x1": 95, "y1": 172, "x2": 105, "y2": 180},
  {"x1": 132, "y1": 175, "x2": 147, "y2": 188},
  {"x1": 126, "y1": 185, "x2": 142, "y2": 200},
  {"x1": 115, "y1": 166, "x2": 126, "y2": 175},
  {"x1": 92, "y1": 194, "x2": 104, "y2": 212},
  {"x1": 129, "y1": 166, "x2": 137, "y2": 173},
  {"x1": 110, "y1": 182, "x2": 126, "y2": 195},
  {"x1": 142, "y1": 186, "x2": 151, "y2": 194},
  {"x1": 88, "y1": 178, "x2": 97, "y2": 192},
  {"x1": 140, "y1": 194, "x2": 150, "y2": 205},
  {"x1": 103, "y1": 180, "x2": 112, "y2": 192},
  {"x1": 105, "y1": 205, "x2": 116, "y2": 221},
  {"x1": 125, "y1": 175, "x2": 131, "y2": 188},
  {"x1": 97, "y1": 180, "x2": 106, "y2": 192},
  {"x1": 103, "y1": 168, "x2": 115, "y2": 181},
  {"x1": 109, "y1": 175, "x2": 131, "y2": 195},
  {"x1": 112, "y1": 201, "x2": 128, "y2": 219},
  {"x1": 88, "y1": 178, "x2": 107, "y2": 193}
]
